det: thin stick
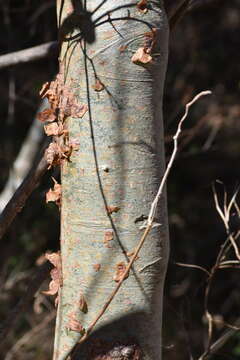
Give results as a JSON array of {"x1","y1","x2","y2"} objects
[
  {"x1": 175, "y1": 262, "x2": 210, "y2": 276},
  {"x1": 148, "y1": 91, "x2": 211, "y2": 224},
  {"x1": 78, "y1": 90, "x2": 212, "y2": 344}
]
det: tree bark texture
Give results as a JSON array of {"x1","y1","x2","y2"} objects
[{"x1": 54, "y1": 1, "x2": 169, "y2": 359}]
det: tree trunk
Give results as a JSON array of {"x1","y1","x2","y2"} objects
[{"x1": 54, "y1": 1, "x2": 169, "y2": 359}]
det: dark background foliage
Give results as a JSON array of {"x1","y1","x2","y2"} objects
[{"x1": 0, "y1": 1, "x2": 240, "y2": 359}]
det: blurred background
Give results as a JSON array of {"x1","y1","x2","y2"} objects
[{"x1": 0, "y1": 0, "x2": 240, "y2": 359}]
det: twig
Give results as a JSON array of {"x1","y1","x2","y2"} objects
[
  {"x1": 0, "y1": 41, "x2": 58, "y2": 70},
  {"x1": 175, "y1": 262, "x2": 210, "y2": 276},
  {"x1": 202, "y1": 186, "x2": 240, "y2": 357},
  {"x1": 0, "y1": 154, "x2": 49, "y2": 240},
  {"x1": 148, "y1": 91, "x2": 211, "y2": 224},
  {"x1": 198, "y1": 318, "x2": 240, "y2": 360},
  {"x1": 0, "y1": 261, "x2": 52, "y2": 346},
  {"x1": 5, "y1": 310, "x2": 56, "y2": 360},
  {"x1": 212, "y1": 183, "x2": 240, "y2": 260},
  {"x1": 139, "y1": 258, "x2": 162, "y2": 273},
  {"x1": 76, "y1": 90, "x2": 212, "y2": 345}
]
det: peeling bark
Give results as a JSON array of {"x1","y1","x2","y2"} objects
[{"x1": 54, "y1": 1, "x2": 169, "y2": 359}]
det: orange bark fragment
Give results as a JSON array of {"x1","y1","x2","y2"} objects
[
  {"x1": 113, "y1": 262, "x2": 129, "y2": 282},
  {"x1": 65, "y1": 102, "x2": 88, "y2": 118},
  {"x1": 137, "y1": 0, "x2": 148, "y2": 13},
  {"x1": 42, "y1": 251, "x2": 62, "y2": 306},
  {"x1": 44, "y1": 122, "x2": 61, "y2": 136},
  {"x1": 46, "y1": 178, "x2": 62, "y2": 207},
  {"x1": 119, "y1": 44, "x2": 128, "y2": 53},
  {"x1": 37, "y1": 108, "x2": 56, "y2": 123},
  {"x1": 93, "y1": 79, "x2": 104, "y2": 92},
  {"x1": 44, "y1": 142, "x2": 62, "y2": 167},
  {"x1": 93, "y1": 264, "x2": 101, "y2": 272},
  {"x1": 107, "y1": 205, "x2": 120, "y2": 214},
  {"x1": 67, "y1": 312, "x2": 85, "y2": 334},
  {"x1": 104, "y1": 230, "x2": 113, "y2": 248},
  {"x1": 131, "y1": 47, "x2": 152, "y2": 65}
]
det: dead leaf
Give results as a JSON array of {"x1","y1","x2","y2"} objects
[
  {"x1": 113, "y1": 262, "x2": 129, "y2": 282},
  {"x1": 79, "y1": 294, "x2": 88, "y2": 313},
  {"x1": 46, "y1": 178, "x2": 62, "y2": 206},
  {"x1": 93, "y1": 79, "x2": 104, "y2": 92},
  {"x1": 107, "y1": 205, "x2": 120, "y2": 214},
  {"x1": 137, "y1": 0, "x2": 148, "y2": 13},
  {"x1": 131, "y1": 47, "x2": 152, "y2": 65},
  {"x1": 93, "y1": 264, "x2": 101, "y2": 272},
  {"x1": 37, "y1": 108, "x2": 56, "y2": 123},
  {"x1": 104, "y1": 230, "x2": 114, "y2": 248}
]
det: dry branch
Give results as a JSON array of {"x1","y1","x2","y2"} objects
[
  {"x1": 0, "y1": 154, "x2": 48, "y2": 240},
  {"x1": 0, "y1": 100, "x2": 47, "y2": 212},
  {"x1": 0, "y1": 41, "x2": 58, "y2": 70}
]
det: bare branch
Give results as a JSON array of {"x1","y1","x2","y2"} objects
[
  {"x1": 0, "y1": 100, "x2": 48, "y2": 212},
  {"x1": 0, "y1": 41, "x2": 58, "y2": 70},
  {"x1": 0, "y1": 154, "x2": 49, "y2": 240}
]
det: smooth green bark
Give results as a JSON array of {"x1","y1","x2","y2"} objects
[{"x1": 54, "y1": 1, "x2": 169, "y2": 359}]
